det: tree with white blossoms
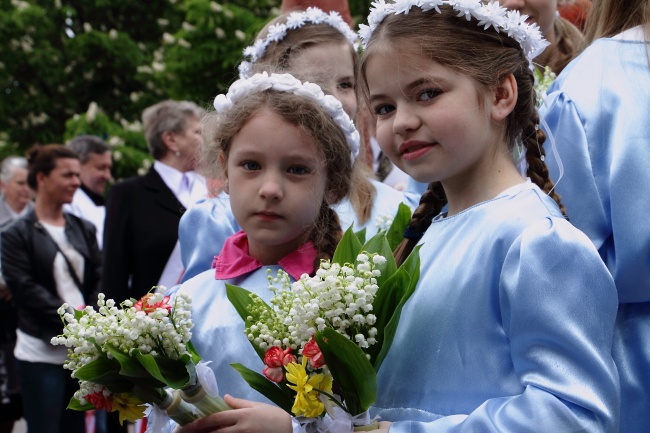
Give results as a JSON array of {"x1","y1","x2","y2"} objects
[{"x1": 226, "y1": 203, "x2": 420, "y2": 429}]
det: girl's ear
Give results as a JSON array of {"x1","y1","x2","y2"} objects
[{"x1": 490, "y1": 73, "x2": 518, "y2": 122}]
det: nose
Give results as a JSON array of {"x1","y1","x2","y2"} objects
[
  {"x1": 392, "y1": 104, "x2": 421, "y2": 137},
  {"x1": 258, "y1": 171, "x2": 283, "y2": 201}
]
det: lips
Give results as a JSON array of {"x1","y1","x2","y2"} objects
[
  {"x1": 399, "y1": 140, "x2": 436, "y2": 161},
  {"x1": 255, "y1": 211, "x2": 282, "y2": 221}
]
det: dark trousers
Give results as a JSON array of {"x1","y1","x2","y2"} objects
[{"x1": 16, "y1": 360, "x2": 85, "y2": 433}]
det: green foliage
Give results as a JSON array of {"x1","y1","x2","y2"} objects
[{"x1": 0, "y1": 0, "x2": 273, "y2": 178}]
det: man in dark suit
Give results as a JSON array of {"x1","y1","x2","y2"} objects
[{"x1": 102, "y1": 100, "x2": 206, "y2": 303}]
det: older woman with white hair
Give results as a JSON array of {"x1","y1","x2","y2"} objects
[{"x1": 0, "y1": 156, "x2": 31, "y2": 433}]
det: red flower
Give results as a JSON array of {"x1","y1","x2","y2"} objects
[
  {"x1": 302, "y1": 338, "x2": 326, "y2": 369},
  {"x1": 263, "y1": 347, "x2": 297, "y2": 382},
  {"x1": 134, "y1": 294, "x2": 172, "y2": 315},
  {"x1": 86, "y1": 392, "x2": 112, "y2": 411}
]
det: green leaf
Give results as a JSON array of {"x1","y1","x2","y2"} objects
[
  {"x1": 103, "y1": 344, "x2": 163, "y2": 387},
  {"x1": 372, "y1": 245, "x2": 422, "y2": 371},
  {"x1": 315, "y1": 328, "x2": 376, "y2": 415},
  {"x1": 333, "y1": 226, "x2": 363, "y2": 265},
  {"x1": 386, "y1": 203, "x2": 413, "y2": 251},
  {"x1": 132, "y1": 349, "x2": 192, "y2": 389},
  {"x1": 185, "y1": 339, "x2": 202, "y2": 365},
  {"x1": 225, "y1": 284, "x2": 270, "y2": 360},
  {"x1": 73, "y1": 358, "x2": 134, "y2": 393},
  {"x1": 73, "y1": 307, "x2": 86, "y2": 321},
  {"x1": 354, "y1": 228, "x2": 367, "y2": 245},
  {"x1": 68, "y1": 397, "x2": 95, "y2": 411},
  {"x1": 230, "y1": 363, "x2": 294, "y2": 414}
]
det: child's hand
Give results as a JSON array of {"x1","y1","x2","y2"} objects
[
  {"x1": 373, "y1": 421, "x2": 391, "y2": 432},
  {"x1": 176, "y1": 394, "x2": 292, "y2": 433}
]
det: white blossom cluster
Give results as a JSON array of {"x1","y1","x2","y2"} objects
[
  {"x1": 238, "y1": 7, "x2": 358, "y2": 79},
  {"x1": 213, "y1": 72, "x2": 360, "y2": 161},
  {"x1": 51, "y1": 292, "x2": 194, "y2": 378},
  {"x1": 359, "y1": 0, "x2": 549, "y2": 64},
  {"x1": 245, "y1": 253, "x2": 387, "y2": 354}
]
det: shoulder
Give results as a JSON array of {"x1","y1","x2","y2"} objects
[{"x1": 64, "y1": 213, "x2": 97, "y2": 234}]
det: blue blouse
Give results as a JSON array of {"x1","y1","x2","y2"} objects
[
  {"x1": 540, "y1": 28, "x2": 650, "y2": 432},
  {"x1": 371, "y1": 181, "x2": 619, "y2": 432}
]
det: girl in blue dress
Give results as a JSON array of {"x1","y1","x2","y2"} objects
[
  {"x1": 172, "y1": 72, "x2": 361, "y2": 432},
  {"x1": 540, "y1": 0, "x2": 650, "y2": 430},
  {"x1": 353, "y1": 1, "x2": 620, "y2": 432},
  {"x1": 179, "y1": 7, "x2": 412, "y2": 283}
]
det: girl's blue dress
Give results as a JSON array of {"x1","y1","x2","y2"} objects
[
  {"x1": 371, "y1": 181, "x2": 619, "y2": 432},
  {"x1": 540, "y1": 27, "x2": 650, "y2": 433}
]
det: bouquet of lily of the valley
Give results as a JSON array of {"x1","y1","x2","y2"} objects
[
  {"x1": 227, "y1": 204, "x2": 421, "y2": 432},
  {"x1": 51, "y1": 291, "x2": 230, "y2": 429}
]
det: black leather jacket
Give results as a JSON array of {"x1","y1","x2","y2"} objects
[{"x1": 0, "y1": 210, "x2": 102, "y2": 341}]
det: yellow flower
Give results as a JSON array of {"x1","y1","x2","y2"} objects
[
  {"x1": 285, "y1": 357, "x2": 332, "y2": 418},
  {"x1": 110, "y1": 393, "x2": 147, "y2": 425}
]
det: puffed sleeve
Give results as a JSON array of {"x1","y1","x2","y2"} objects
[
  {"x1": 179, "y1": 195, "x2": 239, "y2": 283},
  {"x1": 389, "y1": 219, "x2": 620, "y2": 433},
  {"x1": 541, "y1": 44, "x2": 650, "y2": 304}
]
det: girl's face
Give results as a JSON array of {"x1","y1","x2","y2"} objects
[
  {"x1": 499, "y1": 0, "x2": 557, "y2": 40},
  {"x1": 365, "y1": 50, "x2": 504, "y2": 188},
  {"x1": 225, "y1": 109, "x2": 327, "y2": 264},
  {"x1": 290, "y1": 42, "x2": 357, "y2": 119}
]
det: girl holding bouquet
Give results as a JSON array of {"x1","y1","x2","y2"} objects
[
  {"x1": 179, "y1": 7, "x2": 412, "y2": 283},
  {"x1": 352, "y1": 1, "x2": 619, "y2": 432},
  {"x1": 171, "y1": 72, "x2": 365, "y2": 432}
]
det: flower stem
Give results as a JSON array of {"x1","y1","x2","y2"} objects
[
  {"x1": 312, "y1": 388, "x2": 350, "y2": 414},
  {"x1": 179, "y1": 383, "x2": 231, "y2": 416}
]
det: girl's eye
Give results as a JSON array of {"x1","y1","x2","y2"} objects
[
  {"x1": 374, "y1": 104, "x2": 395, "y2": 116},
  {"x1": 418, "y1": 88, "x2": 441, "y2": 102},
  {"x1": 338, "y1": 80, "x2": 354, "y2": 90},
  {"x1": 241, "y1": 161, "x2": 260, "y2": 171},
  {"x1": 288, "y1": 166, "x2": 311, "y2": 175}
]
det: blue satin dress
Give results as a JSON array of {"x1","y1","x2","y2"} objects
[
  {"x1": 370, "y1": 181, "x2": 619, "y2": 432},
  {"x1": 540, "y1": 27, "x2": 650, "y2": 433},
  {"x1": 169, "y1": 267, "x2": 276, "y2": 403},
  {"x1": 179, "y1": 179, "x2": 412, "y2": 282}
]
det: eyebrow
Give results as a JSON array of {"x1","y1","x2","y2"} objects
[{"x1": 369, "y1": 77, "x2": 439, "y2": 103}]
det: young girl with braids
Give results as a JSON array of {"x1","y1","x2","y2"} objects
[
  {"x1": 170, "y1": 72, "x2": 360, "y2": 433},
  {"x1": 179, "y1": 7, "x2": 412, "y2": 282},
  {"x1": 349, "y1": 1, "x2": 619, "y2": 432}
]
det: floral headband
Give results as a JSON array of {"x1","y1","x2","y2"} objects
[
  {"x1": 238, "y1": 7, "x2": 358, "y2": 79},
  {"x1": 214, "y1": 72, "x2": 360, "y2": 160},
  {"x1": 359, "y1": 0, "x2": 549, "y2": 63}
]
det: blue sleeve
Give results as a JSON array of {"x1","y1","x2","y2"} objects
[
  {"x1": 179, "y1": 196, "x2": 239, "y2": 283},
  {"x1": 389, "y1": 219, "x2": 620, "y2": 433},
  {"x1": 540, "y1": 44, "x2": 650, "y2": 304}
]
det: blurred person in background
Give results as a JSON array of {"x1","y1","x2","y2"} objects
[
  {"x1": 558, "y1": 0, "x2": 592, "y2": 31},
  {"x1": 0, "y1": 156, "x2": 31, "y2": 433},
  {"x1": 65, "y1": 135, "x2": 112, "y2": 250},
  {"x1": 102, "y1": 100, "x2": 206, "y2": 304},
  {"x1": 499, "y1": 0, "x2": 585, "y2": 74},
  {"x1": 1, "y1": 145, "x2": 102, "y2": 433}
]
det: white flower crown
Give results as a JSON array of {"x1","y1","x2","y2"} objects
[
  {"x1": 213, "y1": 72, "x2": 360, "y2": 160},
  {"x1": 238, "y1": 7, "x2": 358, "y2": 79},
  {"x1": 359, "y1": 0, "x2": 549, "y2": 62}
]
